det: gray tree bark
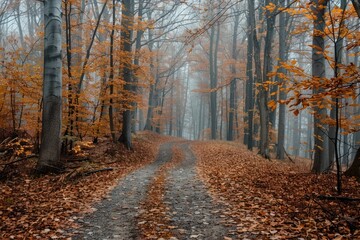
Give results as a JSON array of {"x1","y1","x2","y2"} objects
[
  {"x1": 209, "y1": 23, "x2": 218, "y2": 140},
  {"x1": 109, "y1": 0, "x2": 117, "y2": 142},
  {"x1": 119, "y1": 0, "x2": 134, "y2": 149},
  {"x1": 144, "y1": 10, "x2": 156, "y2": 131},
  {"x1": 311, "y1": 0, "x2": 330, "y2": 173},
  {"x1": 37, "y1": 0, "x2": 63, "y2": 173},
  {"x1": 276, "y1": 0, "x2": 289, "y2": 159},
  {"x1": 132, "y1": 0, "x2": 144, "y2": 133},
  {"x1": 227, "y1": 13, "x2": 239, "y2": 141},
  {"x1": 244, "y1": 1, "x2": 255, "y2": 150},
  {"x1": 260, "y1": 0, "x2": 277, "y2": 158}
]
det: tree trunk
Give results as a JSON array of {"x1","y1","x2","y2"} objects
[
  {"x1": 244, "y1": 2, "x2": 255, "y2": 150},
  {"x1": 209, "y1": 22, "x2": 218, "y2": 140},
  {"x1": 118, "y1": 0, "x2": 134, "y2": 150},
  {"x1": 311, "y1": 0, "x2": 330, "y2": 173},
  {"x1": 267, "y1": 0, "x2": 279, "y2": 130},
  {"x1": 252, "y1": 0, "x2": 275, "y2": 158},
  {"x1": 144, "y1": 13, "x2": 156, "y2": 131},
  {"x1": 108, "y1": 0, "x2": 116, "y2": 142},
  {"x1": 198, "y1": 95, "x2": 204, "y2": 140},
  {"x1": 131, "y1": 0, "x2": 144, "y2": 133},
  {"x1": 227, "y1": 13, "x2": 239, "y2": 141},
  {"x1": 293, "y1": 114, "x2": 300, "y2": 156},
  {"x1": 63, "y1": 1, "x2": 74, "y2": 151},
  {"x1": 37, "y1": 0, "x2": 63, "y2": 173},
  {"x1": 168, "y1": 82, "x2": 174, "y2": 136},
  {"x1": 345, "y1": 147, "x2": 360, "y2": 178},
  {"x1": 276, "y1": 0, "x2": 289, "y2": 160},
  {"x1": 259, "y1": 0, "x2": 277, "y2": 158}
]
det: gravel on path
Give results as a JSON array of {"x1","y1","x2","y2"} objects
[
  {"x1": 164, "y1": 143, "x2": 233, "y2": 240},
  {"x1": 72, "y1": 141, "x2": 232, "y2": 240},
  {"x1": 73, "y1": 143, "x2": 174, "y2": 240}
]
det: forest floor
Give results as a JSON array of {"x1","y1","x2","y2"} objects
[{"x1": 1, "y1": 132, "x2": 360, "y2": 239}]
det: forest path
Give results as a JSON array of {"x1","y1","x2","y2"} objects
[{"x1": 72, "y1": 141, "x2": 231, "y2": 240}]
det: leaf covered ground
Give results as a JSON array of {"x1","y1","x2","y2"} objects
[
  {"x1": 192, "y1": 141, "x2": 360, "y2": 239},
  {"x1": 0, "y1": 131, "x2": 172, "y2": 239},
  {"x1": 2, "y1": 135, "x2": 360, "y2": 239},
  {"x1": 138, "y1": 144, "x2": 184, "y2": 239}
]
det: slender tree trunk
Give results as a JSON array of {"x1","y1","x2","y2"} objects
[
  {"x1": 312, "y1": 0, "x2": 330, "y2": 173},
  {"x1": 16, "y1": 4, "x2": 25, "y2": 48},
  {"x1": 329, "y1": 0, "x2": 346, "y2": 170},
  {"x1": 37, "y1": 0, "x2": 63, "y2": 173},
  {"x1": 144, "y1": 14, "x2": 156, "y2": 131},
  {"x1": 119, "y1": 0, "x2": 134, "y2": 149},
  {"x1": 328, "y1": 0, "x2": 347, "y2": 194},
  {"x1": 180, "y1": 68, "x2": 190, "y2": 137},
  {"x1": 198, "y1": 95, "x2": 204, "y2": 139},
  {"x1": 227, "y1": 13, "x2": 239, "y2": 141},
  {"x1": 208, "y1": 6, "x2": 219, "y2": 140},
  {"x1": 268, "y1": 0, "x2": 279, "y2": 129},
  {"x1": 293, "y1": 115, "x2": 300, "y2": 156},
  {"x1": 307, "y1": 113, "x2": 313, "y2": 159},
  {"x1": 276, "y1": 0, "x2": 289, "y2": 159},
  {"x1": 144, "y1": 79, "x2": 155, "y2": 131},
  {"x1": 63, "y1": 1, "x2": 74, "y2": 151},
  {"x1": 131, "y1": 0, "x2": 144, "y2": 133},
  {"x1": 169, "y1": 81, "x2": 174, "y2": 136},
  {"x1": 139, "y1": 109, "x2": 144, "y2": 130},
  {"x1": 258, "y1": 0, "x2": 277, "y2": 158},
  {"x1": 108, "y1": 0, "x2": 116, "y2": 142},
  {"x1": 244, "y1": 5, "x2": 254, "y2": 150}
]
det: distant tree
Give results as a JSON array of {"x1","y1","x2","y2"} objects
[
  {"x1": 109, "y1": 0, "x2": 117, "y2": 142},
  {"x1": 36, "y1": 0, "x2": 63, "y2": 173},
  {"x1": 276, "y1": 0, "x2": 292, "y2": 160},
  {"x1": 208, "y1": 2, "x2": 221, "y2": 140},
  {"x1": 227, "y1": 7, "x2": 240, "y2": 141}
]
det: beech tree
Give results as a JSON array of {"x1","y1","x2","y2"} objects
[
  {"x1": 119, "y1": 0, "x2": 134, "y2": 149},
  {"x1": 311, "y1": 0, "x2": 330, "y2": 173},
  {"x1": 276, "y1": 0, "x2": 291, "y2": 160},
  {"x1": 36, "y1": 0, "x2": 63, "y2": 173},
  {"x1": 227, "y1": 6, "x2": 240, "y2": 141},
  {"x1": 244, "y1": 0, "x2": 255, "y2": 150},
  {"x1": 208, "y1": 3, "x2": 220, "y2": 140}
]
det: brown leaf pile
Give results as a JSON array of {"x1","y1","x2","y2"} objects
[
  {"x1": 138, "y1": 144, "x2": 184, "y2": 239},
  {"x1": 0, "y1": 131, "x2": 169, "y2": 239},
  {"x1": 192, "y1": 141, "x2": 360, "y2": 239}
]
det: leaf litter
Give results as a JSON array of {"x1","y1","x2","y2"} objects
[
  {"x1": 0, "y1": 131, "x2": 170, "y2": 239},
  {"x1": 137, "y1": 144, "x2": 184, "y2": 239},
  {"x1": 192, "y1": 141, "x2": 360, "y2": 239}
]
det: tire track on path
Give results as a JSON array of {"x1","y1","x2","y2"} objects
[
  {"x1": 73, "y1": 141, "x2": 232, "y2": 239},
  {"x1": 164, "y1": 142, "x2": 233, "y2": 240},
  {"x1": 73, "y1": 142, "x2": 174, "y2": 240}
]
